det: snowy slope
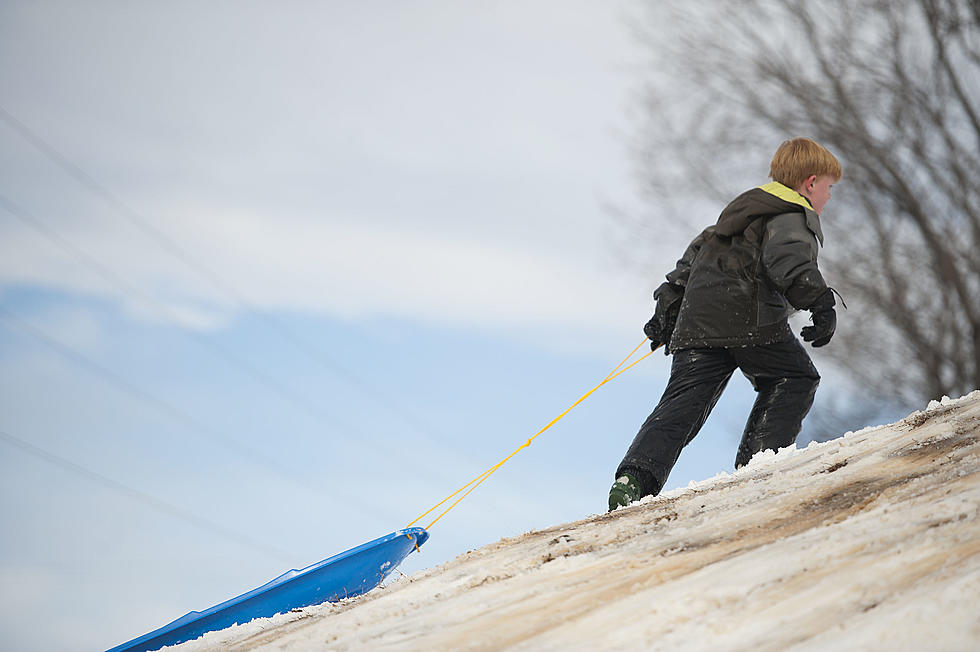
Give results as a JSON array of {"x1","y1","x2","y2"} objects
[{"x1": 171, "y1": 391, "x2": 980, "y2": 651}]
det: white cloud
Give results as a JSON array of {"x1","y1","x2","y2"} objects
[
  {"x1": 0, "y1": 0, "x2": 660, "y2": 352},
  {"x1": 1, "y1": 203, "x2": 649, "y2": 343}
]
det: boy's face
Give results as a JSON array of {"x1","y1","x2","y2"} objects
[{"x1": 803, "y1": 175, "x2": 835, "y2": 215}]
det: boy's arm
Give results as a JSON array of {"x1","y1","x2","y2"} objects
[
  {"x1": 762, "y1": 212, "x2": 828, "y2": 309},
  {"x1": 665, "y1": 227, "x2": 712, "y2": 288},
  {"x1": 645, "y1": 228, "x2": 712, "y2": 351},
  {"x1": 655, "y1": 227, "x2": 712, "y2": 316}
]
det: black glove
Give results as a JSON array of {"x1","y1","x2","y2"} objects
[
  {"x1": 801, "y1": 288, "x2": 836, "y2": 347},
  {"x1": 644, "y1": 282, "x2": 683, "y2": 353}
]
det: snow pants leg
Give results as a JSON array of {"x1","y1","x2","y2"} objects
[
  {"x1": 732, "y1": 338, "x2": 820, "y2": 468},
  {"x1": 616, "y1": 348, "x2": 737, "y2": 497},
  {"x1": 615, "y1": 339, "x2": 819, "y2": 497}
]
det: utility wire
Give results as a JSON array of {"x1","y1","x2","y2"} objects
[
  {"x1": 0, "y1": 428, "x2": 297, "y2": 564},
  {"x1": 0, "y1": 305, "x2": 368, "y2": 507},
  {"x1": 0, "y1": 104, "x2": 451, "y2": 448},
  {"x1": 0, "y1": 304, "x2": 290, "y2": 476},
  {"x1": 0, "y1": 192, "x2": 363, "y2": 440}
]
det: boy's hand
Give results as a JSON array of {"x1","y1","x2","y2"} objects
[
  {"x1": 801, "y1": 288, "x2": 836, "y2": 347},
  {"x1": 643, "y1": 316, "x2": 669, "y2": 353},
  {"x1": 645, "y1": 282, "x2": 683, "y2": 354}
]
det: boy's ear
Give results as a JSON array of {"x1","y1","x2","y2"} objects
[{"x1": 799, "y1": 174, "x2": 817, "y2": 195}]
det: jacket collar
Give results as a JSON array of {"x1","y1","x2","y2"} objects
[
  {"x1": 757, "y1": 182, "x2": 824, "y2": 246},
  {"x1": 758, "y1": 182, "x2": 813, "y2": 210}
]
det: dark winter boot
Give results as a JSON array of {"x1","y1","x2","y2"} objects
[{"x1": 608, "y1": 473, "x2": 642, "y2": 512}]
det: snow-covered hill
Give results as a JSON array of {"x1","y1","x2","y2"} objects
[{"x1": 173, "y1": 391, "x2": 980, "y2": 651}]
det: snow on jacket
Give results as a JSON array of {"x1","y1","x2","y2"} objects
[{"x1": 663, "y1": 182, "x2": 829, "y2": 351}]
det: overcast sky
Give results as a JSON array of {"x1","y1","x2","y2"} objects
[
  {"x1": 1, "y1": 0, "x2": 659, "y2": 340},
  {"x1": 0, "y1": 3, "x2": 771, "y2": 650}
]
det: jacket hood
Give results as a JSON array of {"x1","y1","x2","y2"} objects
[{"x1": 715, "y1": 182, "x2": 823, "y2": 245}]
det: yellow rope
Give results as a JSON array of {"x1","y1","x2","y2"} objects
[{"x1": 407, "y1": 339, "x2": 657, "y2": 531}]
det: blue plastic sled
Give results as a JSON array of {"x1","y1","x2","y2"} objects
[{"x1": 107, "y1": 527, "x2": 429, "y2": 652}]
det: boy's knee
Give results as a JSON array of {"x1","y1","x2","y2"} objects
[
  {"x1": 796, "y1": 373, "x2": 819, "y2": 397},
  {"x1": 755, "y1": 373, "x2": 818, "y2": 400}
]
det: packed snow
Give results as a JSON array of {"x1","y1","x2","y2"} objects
[{"x1": 168, "y1": 391, "x2": 980, "y2": 650}]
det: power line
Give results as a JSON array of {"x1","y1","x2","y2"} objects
[
  {"x1": 0, "y1": 304, "x2": 297, "y2": 481},
  {"x1": 0, "y1": 192, "x2": 365, "y2": 440},
  {"x1": 0, "y1": 428, "x2": 298, "y2": 563},
  {"x1": 0, "y1": 103, "x2": 452, "y2": 448},
  {"x1": 0, "y1": 304, "x2": 371, "y2": 513}
]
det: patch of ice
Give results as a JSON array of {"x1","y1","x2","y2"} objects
[
  {"x1": 925, "y1": 389, "x2": 980, "y2": 412},
  {"x1": 840, "y1": 423, "x2": 890, "y2": 441},
  {"x1": 741, "y1": 442, "x2": 803, "y2": 468}
]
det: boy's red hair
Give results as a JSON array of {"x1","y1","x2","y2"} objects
[{"x1": 769, "y1": 138, "x2": 842, "y2": 190}]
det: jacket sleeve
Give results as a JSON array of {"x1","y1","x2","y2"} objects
[
  {"x1": 652, "y1": 227, "x2": 712, "y2": 309},
  {"x1": 762, "y1": 212, "x2": 828, "y2": 310},
  {"x1": 665, "y1": 227, "x2": 712, "y2": 288}
]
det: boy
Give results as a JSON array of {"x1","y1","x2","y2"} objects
[{"x1": 609, "y1": 137, "x2": 842, "y2": 511}]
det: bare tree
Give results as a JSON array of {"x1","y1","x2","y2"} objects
[{"x1": 625, "y1": 0, "x2": 980, "y2": 405}]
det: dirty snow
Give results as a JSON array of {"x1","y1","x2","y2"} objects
[{"x1": 169, "y1": 391, "x2": 980, "y2": 650}]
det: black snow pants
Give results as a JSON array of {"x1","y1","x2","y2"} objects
[{"x1": 615, "y1": 338, "x2": 820, "y2": 498}]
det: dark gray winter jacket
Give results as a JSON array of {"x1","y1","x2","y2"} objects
[{"x1": 662, "y1": 182, "x2": 829, "y2": 351}]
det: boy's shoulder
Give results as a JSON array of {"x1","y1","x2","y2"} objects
[{"x1": 717, "y1": 183, "x2": 823, "y2": 246}]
